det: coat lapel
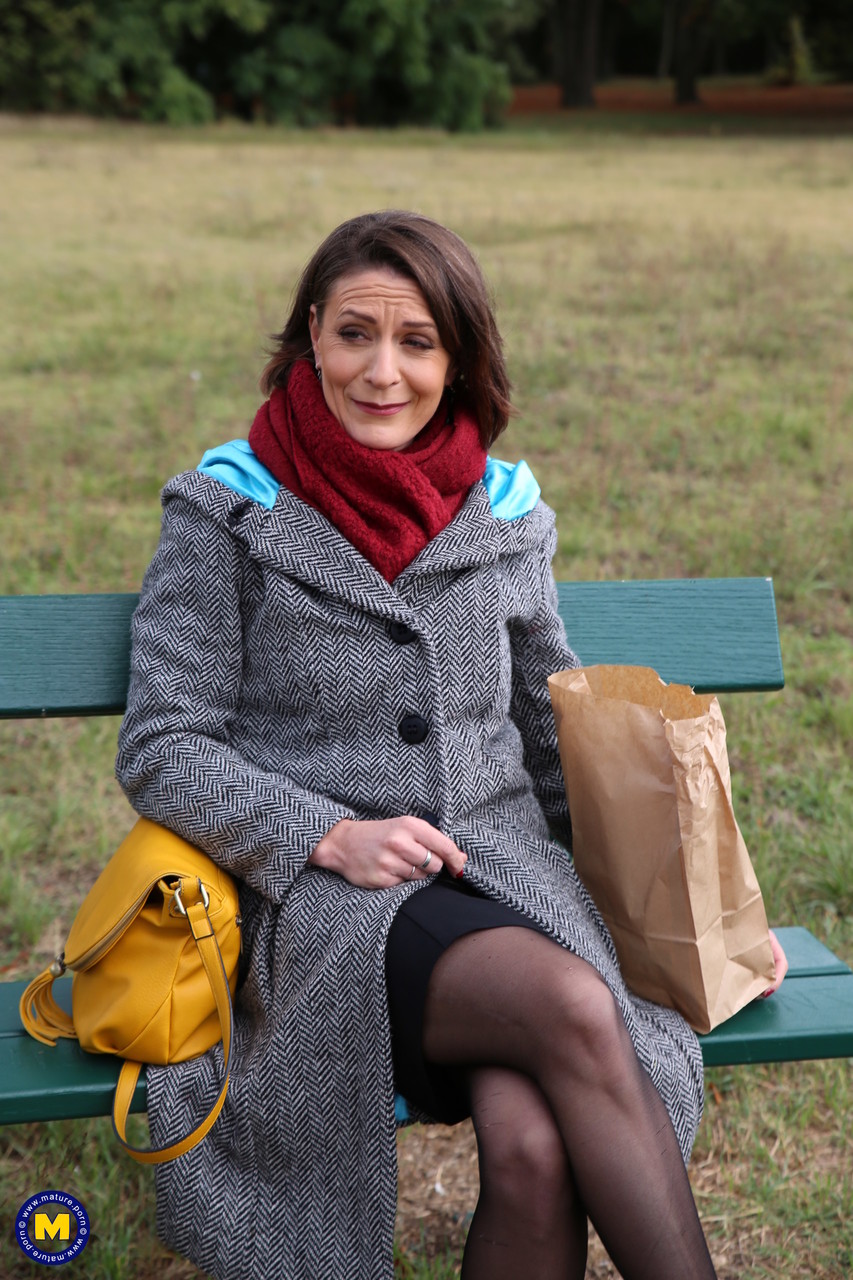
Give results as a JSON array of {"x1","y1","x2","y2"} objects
[
  {"x1": 244, "y1": 482, "x2": 515, "y2": 611},
  {"x1": 180, "y1": 468, "x2": 550, "y2": 617}
]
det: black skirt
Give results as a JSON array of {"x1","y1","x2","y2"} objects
[{"x1": 384, "y1": 873, "x2": 544, "y2": 1124}]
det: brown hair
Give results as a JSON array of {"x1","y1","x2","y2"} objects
[{"x1": 259, "y1": 210, "x2": 512, "y2": 448}]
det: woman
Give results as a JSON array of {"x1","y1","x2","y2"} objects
[{"x1": 116, "y1": 210, "x2": 783, "y2": 1280}]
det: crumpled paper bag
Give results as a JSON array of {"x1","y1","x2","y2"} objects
[{"x1": 548, "y1": 664, "x2": 775, "y2": 1033}]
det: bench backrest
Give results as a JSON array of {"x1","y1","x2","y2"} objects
[{"x1": 0, "y1": 578, "x2": 784, "y2": 720}]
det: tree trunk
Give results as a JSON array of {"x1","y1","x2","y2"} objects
[
  {"x1": 673, "y1": 0, "x2": 718, "y2": 106},
  {"x1": 599, "y1": 2, "x2": 619, "y2": 81},
  {"x1": 553, "y1": 0, "x2": 602, "y2": 108},
  {"x1": 657, "y1": 0, "x2": 678, "y2": 79}
]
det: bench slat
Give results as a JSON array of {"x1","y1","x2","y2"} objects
[
  {"x1": 0, "y1": 578, "x2": 784, "y2": 719},
  {"x1": 768, "y1": 925, "x2": 853, "y2": 978},
  {"x1": 700, "y1": 973, "x2": 853, "y2": 1066},
  {"x1": 1, "y1": 979, "x2": 146, "y2": 1123},
  {"x1": 0, "y1": 1033, "x2": 148, "y2": 1125},
  {"x1": 0, "y1": 593, "x2": 137, "y2": 718},
  {"x1": 557, "y1": 578, "x2": 784, "y2": 693}
]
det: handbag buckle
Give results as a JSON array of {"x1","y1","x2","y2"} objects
[{"x1": 170, "y1": 878, "x2": 210, "y2": 917}]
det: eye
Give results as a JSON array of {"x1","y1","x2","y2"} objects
[
  {"x1": 404, "y1": 335, "x2": 434, "y2": 351},
  {"x1": 338, "y1": 326, "x2": 366, "y2": 341}
]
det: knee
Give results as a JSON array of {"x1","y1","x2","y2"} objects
[
  {"x1": 476, "y1": 1108, "x2": 573, "y2": 1230},
  {"x1": 539, "y1": 959, "x2": 630, "y2": 1084}
]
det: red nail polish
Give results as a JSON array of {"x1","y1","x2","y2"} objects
[{"x1": 455, "y1": 868, "x2": 465, "y2": 880}]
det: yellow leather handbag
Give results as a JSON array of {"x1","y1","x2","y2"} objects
[{"x1": 19, "y1": 817, "x2": 241, "y2": 1164}]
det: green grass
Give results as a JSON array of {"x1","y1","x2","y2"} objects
[
  {"x1": 1, "y1": 113, "x2": 851, "y2": 1278},
  {"x1": 1, "y1": 1116, "x2": 196, "y2": 1279}
]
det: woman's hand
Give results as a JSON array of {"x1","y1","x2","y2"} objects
[
  {"x1": 307, "y1": 816, "x2": 467, "y2": 889},
  {"x1": 762, "y1": 928, "x2": 789, "y2": 998}
]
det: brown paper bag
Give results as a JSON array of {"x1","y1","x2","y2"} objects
[{"x1": 547, "y1": 665, "x2": 775, "y2": 1033}]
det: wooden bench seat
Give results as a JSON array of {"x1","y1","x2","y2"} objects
[{"x1": 1, "y1": 579, "x2": 850, "y2": 1135}]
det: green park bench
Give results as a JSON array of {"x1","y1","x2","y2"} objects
[{"x1": 1, "y1": 579, "x2": 851, "y2": 1129}]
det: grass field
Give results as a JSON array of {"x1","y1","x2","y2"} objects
[{"x1": 1, "y1": 112, "x2": 851, "y2": 1278}]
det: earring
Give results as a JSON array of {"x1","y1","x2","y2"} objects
[{"x1": 315, "y1": 363, "x2": 322, "y2": 382}]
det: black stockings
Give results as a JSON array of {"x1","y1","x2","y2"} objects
[{"x1": 421, "y1": 927, "x2": 717, "y2": 1280}]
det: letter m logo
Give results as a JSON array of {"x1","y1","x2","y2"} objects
[{"x1": 35, "y1": 1211, "x2": 70, "y2": 1242}]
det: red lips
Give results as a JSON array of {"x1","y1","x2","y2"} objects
[{"x1": 351, "y1": 400, "x2": 409, "y2": 415}]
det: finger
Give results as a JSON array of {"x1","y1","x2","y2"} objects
[
  {"x1": 413, "y1": 847, "x2": 442, "y2": 875},
  {"x1": 399, "y1": 861, "x2": 427, "y2": 885},
  {"x1": 402, "y1": 817, "x2": 467, "y2": 876},
  {"x1": 397, "y1": 851, "x2": 446, "y2": 883},
  {"x1": 761, "y1": 931, "x2": 789, "y2": 996},
  {"x1": 770, "y1": 930, "x2": 788, "y2": 979}
]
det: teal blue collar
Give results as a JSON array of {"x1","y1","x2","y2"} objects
[{"x1": 482, "y1": 456, "x2": 540, "y2": 521}]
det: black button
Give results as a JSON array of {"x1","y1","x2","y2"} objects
[
  {"x1": 420, "y1": 810, "x2": 440, "y2": 828},
  {"x1": 399, "y1": 714, "x2": 429, "y2": 745},
  {"x1": 225, "y1": 500, "x2": 251, "y2": 527},
  {"x1": 389, "y1": 621, "x2": 417, "y2": 645}
]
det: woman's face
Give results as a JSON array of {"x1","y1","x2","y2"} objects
[{"x1": 308, "y1": 267, "x2": 454, "y2": 451}]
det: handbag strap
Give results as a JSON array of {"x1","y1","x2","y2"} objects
[{"x1": 111, "y1": 878, "x2": 234, "y2": 1165}]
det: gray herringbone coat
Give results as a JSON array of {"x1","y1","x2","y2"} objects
[{"x1": 115, "y1": 462, "x2": 704, "y2": 1280}]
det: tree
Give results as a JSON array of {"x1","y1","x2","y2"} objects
[
  {"x1": 584, "y1": 0, "x2": 850, "y2": 105},
  {"x1": 673, "y1": 0, "x2": 718, "y2": 103},
  {"x1": 551, "y1": 0, "x2": 603, "y2": 106},
  {"x1": 809, "y1": 0, "x2": 853, "y2": 79},
  {"x1": 668, "y1": 0, "x2": 853, "y2": 103},
  {"x1": 0, "y1": 0, "x2": 534, "y2": 130},
  {"x1": 0, "y1": 0, "x2": 270, "y2": 121},
  {"x1": 0, "y1": 0, "x2": 96, "y2": 112},
  {"x1": 201, "y1": 0, "x2": 526, "y2": 130},
  {"x1": 657, "y1": 0, "x2": 678, "y2": 76}
]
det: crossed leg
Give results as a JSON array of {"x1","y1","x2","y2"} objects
[
  {"x1": 422, "y1": 927, "x2": 717, "y2": 1280},
  {"x1": 465, "y1": 1065, "x2": 588, "y2": 1279}
]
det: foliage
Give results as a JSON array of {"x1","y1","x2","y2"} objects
[
  {"x1": 665, "y1": 0, "x2": 852, "y2": 83},
  {"x1": 2, "y1": 0, "x2": 852, "y2": 128},
  {"x1": 204, "y1": 0, "x2": 522, "y2": 129},
  {"x1": 146, "y1": 64, "x2": 215, "y2": 123},
  {"x1": 0, "y1": 0, "x2": 534, "y2": 129},
  {"x1": 0, "y1": 0, "x2": 264, "y2": 121},
  {"x1": 559, "y1": 1, "x2": 853, "y2": 104},
  {"x1": 806, "y1": 0, "x2": 853, "y2": 79},
  {"x1": 0, "y1": 0, "x2": 95, "y2": 113},
  {"x1": 401, "y1": 2, "x2": 516, "y2": 130},
  {"x1": 229, "y1": 22, "x2": 344, "y2": 125}
]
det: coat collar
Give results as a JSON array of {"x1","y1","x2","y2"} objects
[{"x1": 165, "y1": 468, "x2": 554, "y2": 619}]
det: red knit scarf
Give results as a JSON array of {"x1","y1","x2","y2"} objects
[{"x1": 248, "y1": 360, "x2": 487, "y2": 583}]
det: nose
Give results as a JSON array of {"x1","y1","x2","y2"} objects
[{"x1": 365, "y1": 340, "x2": 400, "y2": 388}]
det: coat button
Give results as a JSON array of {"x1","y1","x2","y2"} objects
[
  {"x1": 399, "y1": 714, "x2": 429, "y2": 744},
  {"x1": 389, "y1": 621, "x2": 417, "y2": 645},
  {"x1": 225, "y1": 500, "x2": 251, "y2": 527}
]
